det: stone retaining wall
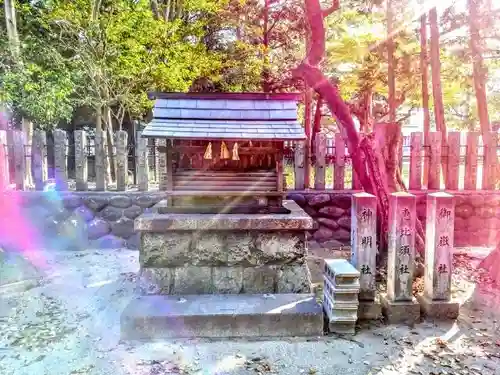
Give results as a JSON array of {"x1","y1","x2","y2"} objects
[
  {"x1": 286, "y1": 192, "x2": 352, "y2": 248},
  {"x1": 4, "y1": 190, "x2": 500, "y2": 251},
  {"x1": 415, "y1": 191, "x2": 500, "y2": 247},
  {"x1": 2, "y1": 191, "x2": 167, "y2": 250},
  {"x1": 286, "y1": 190, "x2": 500, "y2": 248}
]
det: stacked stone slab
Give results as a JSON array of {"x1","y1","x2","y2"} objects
[
  {"x1": 121, "y1": 200, "x2": 324, "y2": 339},
  {"x1": 417, "y1": 192, "x2": 460, "y2": 320},
  {"x1": 350, "y1": 192, "x2": 381, "y2": 320},
  {"x1": 381, "y1": 192, "x2": 421, "y2": 325},
  {"x1": 323, "y1": 259, "x2": 360, "y2": 334}
]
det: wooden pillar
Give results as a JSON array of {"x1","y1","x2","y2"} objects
[
  {"x1": 158, "y1": 139, "x2": 168, "y2": 190},
  {"x1": 74, "y1": 130, "x2": 88, "y2": 191},
  {"x1": 12, "y1": 130, "x2": 25, "y2": 190},
  {"x1": 294, "y1": 141, "x2": 305, "y2": 189},
  {"x1": 314, "y1": 133, "x2": 326, "y2": 189},
  {"x1": 0, "y1": 130, "x2": 9, "y2": 189},
  {"x1": 115, "y1": 130, "x2": 128, "y2": 191},
  {"x1": 95, "y1": 130, "x2": 107, "y2": 191},
  {"x1": 32, "y1": 130, "x2": 48, "y2": 191},
  {"x1": 334, "y1": 133, "x2": 345, "y2": 190},
  {"x1": 165, "y1": 140, "x2": 173, "y2": 193},
  {"x1": 304, "y1": 89, "x2": 312, "y2": 188},
  {"x1": 482, "y1": 131, "x2": 497, "y2": 190},
  {"x1": 446, "y1": 132, "x2": 460, "y2": 190},
  {"x1": 464, "y1": 132, "x2": 479, "y2": 190},
  {"x1": 53, "y1": 129, "x2": 68, "y2": 191},
  {"x1": 409, "y1": 132, "x2": 422, "y2": 190},
  {"x1": 137, "y1": 135, "x2": 149, "y2": 191}
]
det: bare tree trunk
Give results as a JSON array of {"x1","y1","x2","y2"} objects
[
  {"x1": 362, "y1": 89, "x2": 373, "y2": 133},
  {"x1": 176, "y1": 0, "x2": 183, "y2": 21},
  {"x1": 420, "y1": 12, "x2": 431, "y2": 187},
  {"x1": 468, "y1": 0, "x2": 490, "y2": 138},
  {"x1": 387, "y1": 0, "x2": 396, "y2": 122},
  {"x1": 4, "y1": 0, "x2": 19, "y2": 58},
  {"x1": 261, "y1": 0, "x2": 271, "y2": 93},
  {"x1": 5, "y1": 0, "x2": 34, "y2": 190},
  {"x1": 294, "y1": 0, "x2": 425, "y2": 266},
  {"x1": 91, "y1": 0, "x2": 103, "y2": 22},
  {"x1": 169, "y1": 0, "x2": 177, "y2": 21},
  {"x1": 163, "y1": 0, "x2": 171, "y2": 21},
  {"x1": 429, "y1": 7, "x2": 449, "y2": 185},
  {"x1": 150, "y1": 0, "x2": 160, "y2": 19}
]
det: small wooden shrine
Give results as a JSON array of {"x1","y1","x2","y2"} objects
[{"x1": 142, "y1": 92, "x2": 306, "y2": 214}]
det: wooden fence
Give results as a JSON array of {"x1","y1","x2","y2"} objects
[
  {"x1": 289, "y1": 131, "x2": 498, "y2": 191},
  {"x1": 0, "y1": 129, "x2": 498, "y2": 192}
]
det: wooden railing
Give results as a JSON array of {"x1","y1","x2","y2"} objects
[
  {"x1": 288, "y1": 131, "x2": 498, "y2": 191},
  {"x1": 0, "y1": 129, "x2": 498, "y2": 191}
]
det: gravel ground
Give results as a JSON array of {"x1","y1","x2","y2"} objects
[{"x1": 1, "y1": 248, "x2": 500, "y2": 375}]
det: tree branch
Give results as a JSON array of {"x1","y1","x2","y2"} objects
[
  {"x1": 303, "y1": 0, "x2": 330, "y2": 65},
  {"x1": 322, "y1": 0, "x2": 340, "y2": 17}
]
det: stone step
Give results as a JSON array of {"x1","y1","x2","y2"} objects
[
  {"x1": 121, "y1": 293, "x2": 324, "y2": 340},
  {"x1": 323, "y1": 294, "x2": 359, "y2": 322},
  {"x1": 323, "y1": 277, "x2": 359, "y2": 309},
  {"x1": 324, "y1": 259, "x2": 360, "y2": 289}
]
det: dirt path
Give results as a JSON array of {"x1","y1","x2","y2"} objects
[{"x1": 1, "y1": 249, "x2": 499, "y2": 375}]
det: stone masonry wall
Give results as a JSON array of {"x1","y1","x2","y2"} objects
[
  {"x1": 287, "y1": 191, "x2": 500, "y2": 248},
  {"x1": 4, "y1": 190, "x2": 500, "y2": 252},
  {"x1": 139, "y1": 231, "x2": 311, "y2": 295},
  {"x1": 415, "y1": 191, "x2": 500, "y2": 247},
  {"x1": 2, "y1": 191, "x2": 167, "y2": 251},
  {"x1": 287, "y1": 192, "x2": 352, "y2": 248}
]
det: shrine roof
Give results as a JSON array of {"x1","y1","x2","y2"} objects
[{"x1": 141, "y1": 92, "x2": 306, "y2": 141}]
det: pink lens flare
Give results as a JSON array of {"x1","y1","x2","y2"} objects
[{"x1": 0, "y1": 189, "x2": 47, "y2": 268}]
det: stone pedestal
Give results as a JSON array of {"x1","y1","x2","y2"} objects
[
  {"x1": 418, "y1": 192, "x2": 459, "y2": 320},
  {"x1": 135, "y1": 200, "x2": 315, "y2": 295},
  {"x1": 124, "y1": 200, "x2": 324, "y2": 339},
  {"x1": 323, "y1": 259, "x2": 360, "y2": 335},
  {"x1": 350, "y1": 193, "x2": 381, "y2": 320},
  {"x1": 380, "y1": 294, "x2": 420, "y2": 325},
  {"x1": 382, "y1": 192, "x2": 420, "y2": 325},
  {"x1": 358, "y1": 296, "x2": 382, "y2": 321}
]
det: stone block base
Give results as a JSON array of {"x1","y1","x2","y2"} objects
[
  {"x1": 417, "y1": 294, "x2": 460, "y2": 320},
  {"x1": 380, "y1": 294, "x2": 420, "y2": 325},
  {"x1": 138, "y1": 263, "x2": 312, "y2": 295},
  {"x1": 121, "y1": 293, "x2": 323, "y2": 340},
  {"x1": 358, "y1": 296, "x2": 382, "y2": 320},
  {"x1": 323, "y1": 300, "x2": 358, "y2": 335},
  {"x1": 327, "y1": 321, "x2": 356, "y2": 335}
]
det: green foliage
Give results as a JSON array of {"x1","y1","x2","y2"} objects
[
  {"x1": 1, "y1": 0, "x2": 227, "y2": 128},
  {"x1": 43, "y1": 0, "x2": 223, "y2": 124},
  {"x1": 0, "y1": 3, "x2": 76, "y2": 128},
  {"x1": 2, "y1": 0, "x2": 500, "y2": 132}
]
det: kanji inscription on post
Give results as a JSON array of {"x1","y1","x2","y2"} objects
[
  {"x1": 424, "y1": 192, "x2": 455, "y2": 301},
  {"x1": 351, "y1": 192, "x2": 377, "y2": 301},
  {"x1": 387, "y1": 192, "x2": 416, "y2": 302}
]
